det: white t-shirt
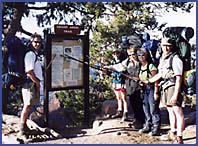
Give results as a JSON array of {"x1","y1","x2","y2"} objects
[{"x1": 24, "y1": 51, "x2": 43, "y2": 81}]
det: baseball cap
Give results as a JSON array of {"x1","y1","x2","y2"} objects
[{"x1": 112, "y1": 48, "x2": 120, "y2": 53}]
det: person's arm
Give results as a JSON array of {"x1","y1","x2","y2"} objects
[
  {"x1": 147, "y1": 72, "x2": 162, "y2": 83},
  {"x1": 103, "y1": 58, "x2": 128, "y2": 72},
  {"x1": 27, "y1": 70, "x2": 40, "y2": 91},
  {"x1": 170, "y1": 56, "x2": 183, "y2": 104},
  {"x1": 150, "y1": 68, "x2": 159, "y2": 100},
  {"x1": 141, "y1": 64, "x2": 162, "y2": 84},
  {"x1": 25, "y1": 51, "x2": 40, "y2": 91},
  {"x1": 170, "y1": 75, "x2": 182, "y2": 104}
]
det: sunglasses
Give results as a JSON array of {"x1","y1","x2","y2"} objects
[
  {"x1": 128, "y1": 53, "x2": 136, "y2": 57},
  {"x1": 33, "y1": 41, "x2": 42, "y2": 44},
  {"x1": 137, "y1": 52, "x2": 146, "y2": 56}
]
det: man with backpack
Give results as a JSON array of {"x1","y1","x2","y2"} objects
[
  {"x1": 145, "y1": 37, "x2": 185, "y2": 144},
  {"x1": 18, "y1": 33, "x2": 43, "y2": 138}
]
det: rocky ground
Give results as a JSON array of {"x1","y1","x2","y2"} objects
[{"x1": 2, "y1": 106, "x2": 196, "y2": 144}]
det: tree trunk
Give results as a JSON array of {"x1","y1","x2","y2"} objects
[{"x1": 5, "y1": 3, "x2": 26, "y2": 39}]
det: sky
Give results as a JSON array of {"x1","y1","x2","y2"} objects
[
  {"x1": 155, "y1": 2, "x2": 196, "y2": 44},
  {"x1": 16, "y1": 2, "x2": 196, "y2": 44}
]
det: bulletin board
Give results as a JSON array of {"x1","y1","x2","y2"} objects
[{"x1": 45, "y1": 34, "x2": 89, "y2": 90}]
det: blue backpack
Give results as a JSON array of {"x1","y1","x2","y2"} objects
[
  {"x1": 2, "y1": 36, "x2": 34, "y2": 88},
  {"x1": 142, "y1": 39, "x2": 161, "y2": 65}
]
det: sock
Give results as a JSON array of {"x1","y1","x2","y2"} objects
[
  {"x1": 117, "y1": 108, "x2": 122, "y2": 112},
  {"x1": 177, "y1": 131, "x2": 183, "y2": 137}
]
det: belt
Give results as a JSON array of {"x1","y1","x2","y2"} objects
[{"x1": 162, "y1": 77, "x2": 176, "y2": 83}]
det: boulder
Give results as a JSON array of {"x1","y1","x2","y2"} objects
[{"x1": 101, "y1": 99, "x2": 117, "y2": 117}]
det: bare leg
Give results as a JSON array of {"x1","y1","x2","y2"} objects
[
  {"x1": 20, "y1": 105, "x2": 32, "y2": 124},
  {"x1": 120, "y1": 91, "x2": 128, "y2": 113},
  {"x1": 114, "y1": 90, "x2": 122, "y2": 111},
  {"x1": 167, "y1": 106, "x2": 177, "y2": 131},
  {"x1": 172, "y1": 106, "x2": 185, "y2": 136}
]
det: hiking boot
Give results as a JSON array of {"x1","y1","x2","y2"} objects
[
  {"x1": 111, "y1": 111, "x2": 122, "y2": 119},
  {"x1": 18, "y1": 124, "x2": 31, "y2": 139},
  {"x1": 138, "y1": 125, "x2": 151, "y2": 133},
  {"x1": 160, "y1": 130, "x2": 177, "y2": 141},
  {"x1": 148, "y1": 126, "x2": 160, "y2": 136},
  {"x1": 172, "y1": 136, "x2": 184, "y2": 144},
  {"x1": 121, "y1": 112, "x2": 128, "y2": 121}
]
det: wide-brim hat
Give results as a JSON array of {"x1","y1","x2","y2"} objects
[{"x1": 161, "y1": 37, "x2": 174, "y2": 46}]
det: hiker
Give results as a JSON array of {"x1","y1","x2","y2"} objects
[
  {"x1": 137, "y1": 48, "x2": 161, "y2": 136},
  {"x1": 103, "y1": 45, "x2": 145, "y2": 126},
  {"x1": 110, "y1": 48, "x2": 127, "y2": 121},
  {"x1": 144, "y1": 37, "x2": 185, "y2": 144},
  {"x1": 19, "y1": 33, "x2": 43, "y2": 137}
]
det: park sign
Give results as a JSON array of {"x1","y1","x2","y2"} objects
[{"x1": 54, "y1": 24, "x2": 81, "y2": 34}]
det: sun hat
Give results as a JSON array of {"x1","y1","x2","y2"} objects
[{"x1": 161, "y1": 37, "x2": 174, "y2": 46}]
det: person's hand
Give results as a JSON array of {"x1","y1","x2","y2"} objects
[
  {"x1": 142, "y1": 80, "x2": 149, "y2": 84},
  {"x1": 126, "y1": 74, "x2": 132, "y2": 79},
  {"x1": 170, "y1": 95, "x2": 178, "y2": 105},
  {"x1": 102, "y1": 65, "x2": 109, "y2": 69},
  {"x1": 154, "y1": 92, "x2": 159, "y2": 101},
  {"x1": 139, "y1": 81, "x2": 144, "y2": 87}
]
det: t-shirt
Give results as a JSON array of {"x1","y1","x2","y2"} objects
[
  {"x1": 139, "y1": 63, "x2": 157, "y2": 81},
  {"x1": 24, "y1": 51, "x2": 43, "y2": 81}
]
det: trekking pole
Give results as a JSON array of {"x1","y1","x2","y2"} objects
[
  {"x1": 86, "y1": 54, "x2": 140, "y2": 82},
  {"x1": 60, "y1": 54, "x2": 102, "y2": 71},
  {"x1": 61, "y1": 54, "x2": 139, "y2": 82},
  {"x1": 86, "y1": 55, "x2": 107, "y2": 66},
  {"x1": 45, "y1": 54, "x2": 57, "y2": 72}
]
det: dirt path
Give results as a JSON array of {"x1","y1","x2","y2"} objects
[{"x1": 2, "y1": 114, "x2": 196, "y2": 144}]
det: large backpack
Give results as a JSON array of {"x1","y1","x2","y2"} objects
[
  {"x1": 162, "y1": 27, "x2": 194, "y2": 71},
  {"x1": 142, "y1": 39, "x2": 161, "y2": 66},
  {"x1": 163, "y1": 27, "x2": 195, "y2": 95},
  {"x1": 2, "y1": 36, "x2": 35, "y2": 89}
]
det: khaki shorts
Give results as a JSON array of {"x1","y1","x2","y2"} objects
[
  {"x1": 161, "y1": 86, "x2": 183, "y2": 107},
  {"x1": 22, "y1": 82, "x2": 40, "y2": 106}
]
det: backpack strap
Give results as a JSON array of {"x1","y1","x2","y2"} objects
[
  {"x1": 26, "y1": 49, "x2": 38, "y2": 63},
  {"x1": 146, "y1": 63, "x2": 151, "y2": 79},
  {"x1": 168, "y1": 52, "x2": 178, "y2": 71},
  {"x1": 126, "y1": 58, "x2": 130, "y2": 67},
  {"x1": 139, "y1": 63, "x2": 151, "y2": 79}
]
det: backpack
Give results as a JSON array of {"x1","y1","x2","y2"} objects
[
  {"x1": 142, "y1": 39, "x2": 161, "y2": 66},
  {"x1": 2, "y1": 36, "x2": 36, "y2": 89},
  {"x1": 140, "y1": 32, "x2": 161, "y2": 67},
  {"x1": 168, "y1": 53, "x2": 196, "y2": 95},
  {"x1": 121, "y1": 34, "x2": 142, "y2": 49},
  {"x1": 163, "y1": 27, "x2": 195, "y2": 95},
  {"x1": 162, "y1": 27, "x2": 194, "y2": 71}
]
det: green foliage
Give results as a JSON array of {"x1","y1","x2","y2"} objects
[
  {"x1": 56, "y1": 90, "x2": 84, "y2": 127},
  {"x1": 53, "y1": 74, "x2": 114, "y2": 127},
  {"x1": 2, "y1": 2, "x2": 194, "y2": 37}
]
